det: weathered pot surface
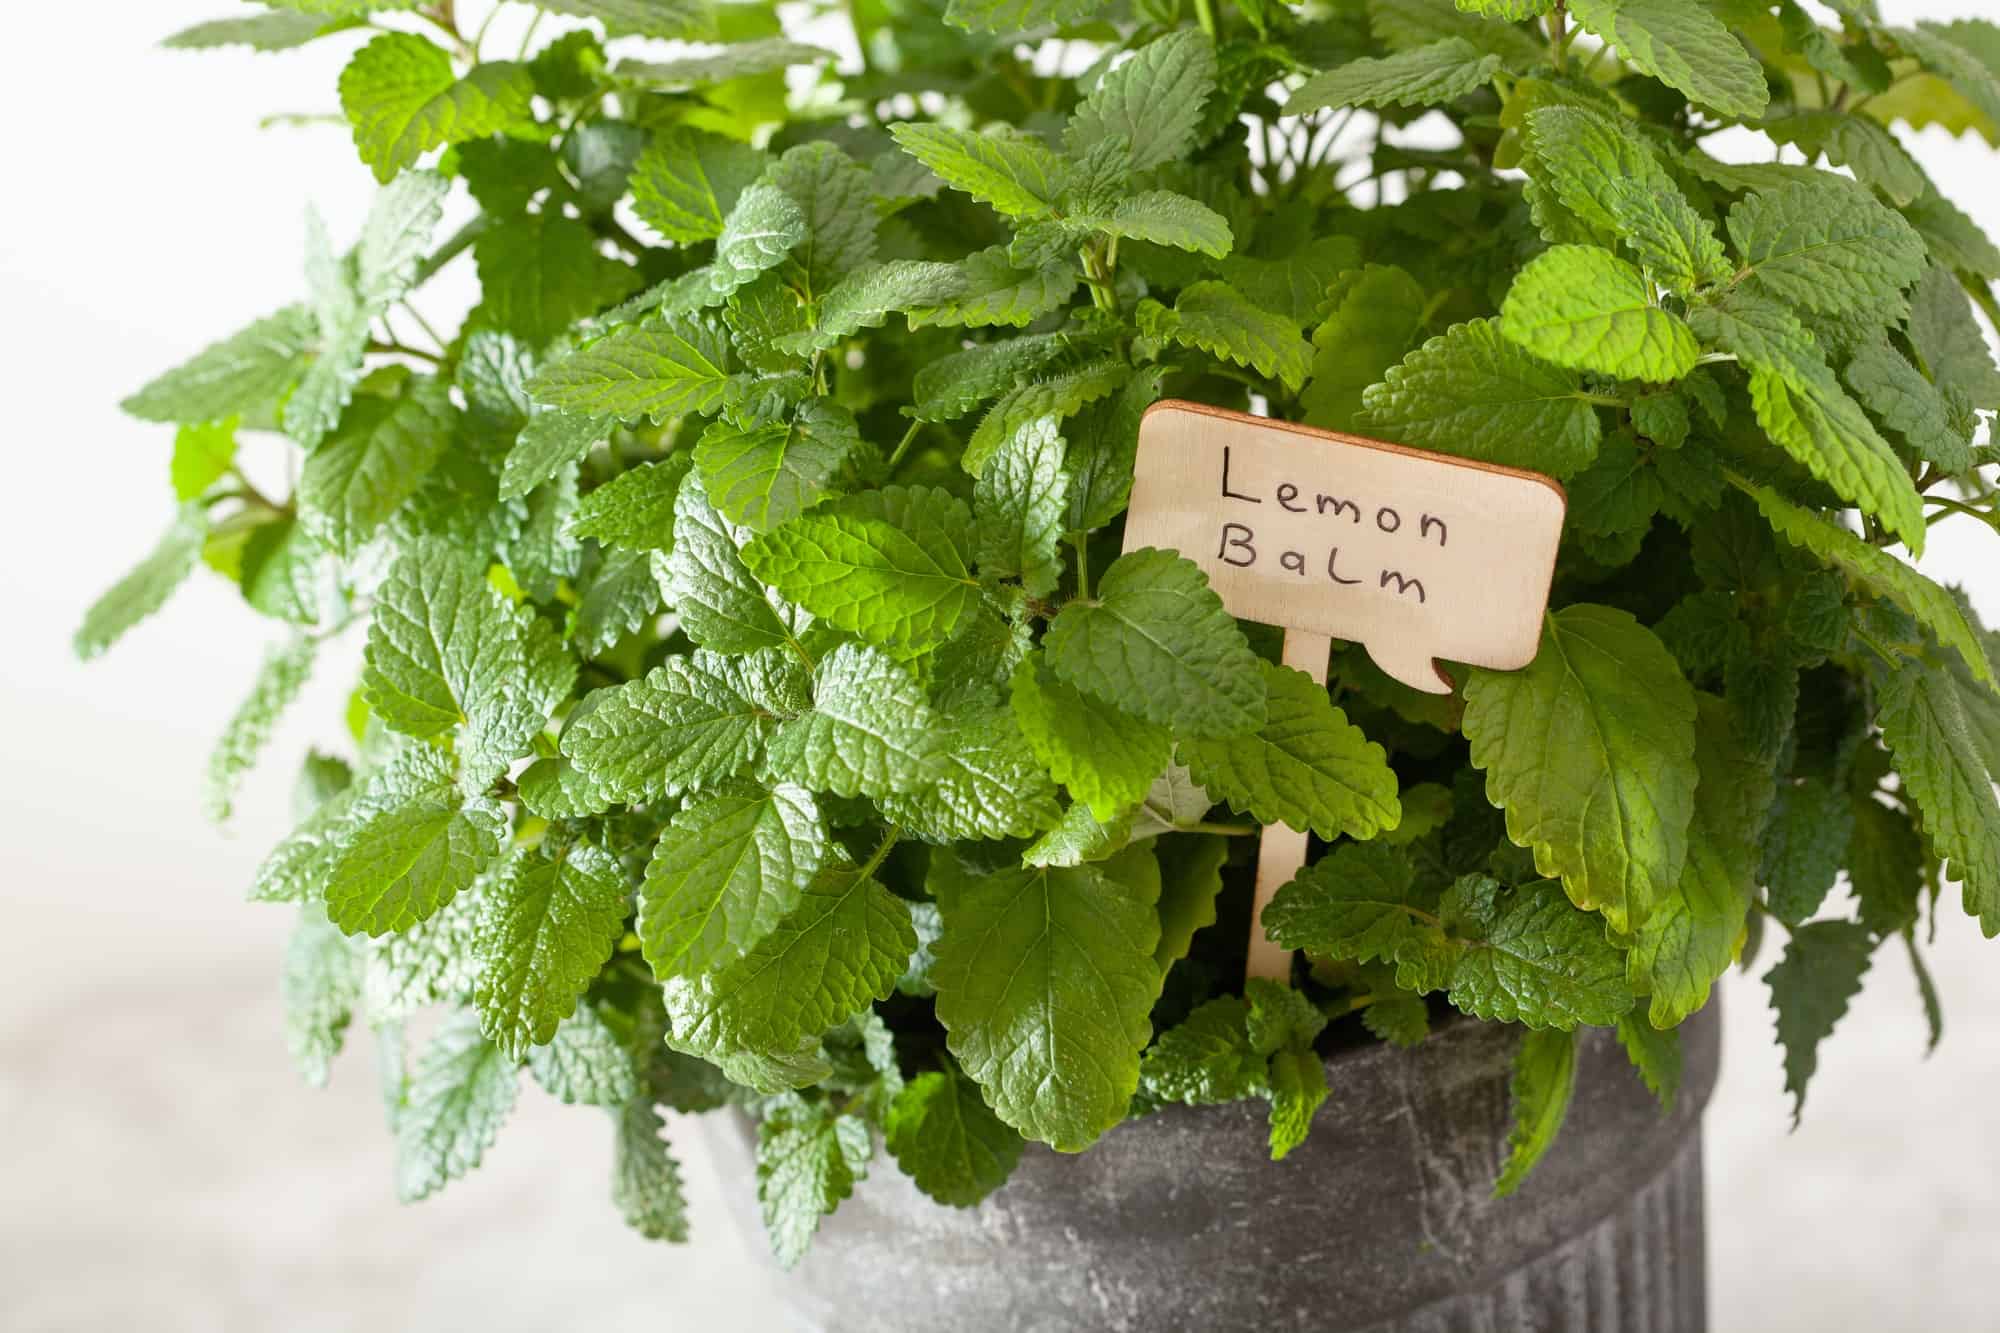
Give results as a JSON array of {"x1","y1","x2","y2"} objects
[{"x1": 708, "y1": 1001, "x2": 1720, "y2": 1333}]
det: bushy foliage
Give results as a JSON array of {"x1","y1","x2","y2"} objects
[{"x1": 86, "y1": 0, "x2": 2000, "y2": 1262}]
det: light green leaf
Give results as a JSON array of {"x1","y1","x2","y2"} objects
[
  {"x1": 1010, "y1": 657, "x2": 1172, "y2": 821},
  {"x1": 165, "y1": 11, "x2": 360, "y2": 51},
  {"x1": 73, "y1": 505, "x2": 207, "y2": 661},
  {"x1": 572, "y1": 548, "x2": 668, "y2": 657},
  {"x1": 283, "y1": 903, "x2": 362, "y2": 1087},
  {"x1": 471, "y1": 215, "x2": 642, "y2": 347},
  {"x1": 1090, "y1": 191, "x2": 1233, "y2": 259},
  {"x1": 1302, "y1": 265, "x2": 1427, "y2": 431},
  {"x1": 1494, "y1": 1028, "x2": 1576, "y2": 1196},
  {"x1": 709, "y1": 182, "x2": 807, "y2": 300},
  {"x1": 697, "y1": 402, "x2": 860, "y2": 534},
  {"x1": 1499, "y1": 245, "x2": 1700, "y2": 382},
  {"x1": 1764, "y1": 110, "x2": 1927, "y2": 207},
  {"x1": 878, "y1": 704, "x2": 1063, "y2": 841},
  {"x1": 570, "y1": 455, "x2": 693, "y2": 553},
  {"x1": 743, "y1": 486, "x2": 978, "y2": 650},
  {"x1": 905, "y1": 248, "x2": 1079, "y2": 330},
  {"x1": 526, "y1": 1003, "x2": 639, "y2": 1107},
  {"x1": 170, "y1": 418, "x2": 238, "y2": 501},
  {"x1": 775, "y1": 261, "x2": 969, "y2": 354},
  {"x1": 298, "y1": 381, "x2": 457, "y2": 555},
  {"x1": 1727, "y1": 179, "x2": 1929, "y2": 319},
  {"x1": 1286, "y1": 38, "x2": 1500, "y2": 113},
  {"x1": 1182, "y1": 661, "x2": 1401, "y2": 842},
  {"x1": 760, "y1": 643, "x2": 940, "y2": 799},
  {"x1": 767, "y1": 143, "x2": 879, "y2": 300},
  {"x1": 1154, "y1": 835, "x2": 1229, "y2": 975},
  {"x1": 529, "y1": 0, "x2": 716, "y2": 40},
  {"x1": 1878, "y1": 665, "x2": 2000, "y2": 937},
  {"x1": 561, "y1": 657, "x2": 774, "y2": 804},
  {"x1": 206, "y1": 640, "x2": 317, "y2": 821},
  {"x1": 326, "y1": 797, "x2": 505, "y2": 937},
  {"x1": 974, "y1": 415, "x2": 1069, "y2": 598},
  {"x1": 1764, "y1": 920, "x2": 1873, "y2": 1123},
  {"x1": 613, "y1": 1099, "x2": 691, "y2": 1243},
  {"x1": 615, "y1": 40, "x2": 831, "y2": 88},
  {"x1": 887, "y1": 123, "x2": 1065, "y2": 218},
  {"x1": 756, "y1": 1102, "x2": 867, "y2": 1268},
  {"x1": 930, "y1": 851, "x2": 1162, "y2": 1151},
  {"x1": 1566, "y1": 0, "x2": 1769, "y2": 119},
  {"x1": 1064, "y1": 29, "x2": 1217, "y2": 176},
  {"x1": 1045, "y1": 547, "x2": 1266, "y2": 738},
  {"x1": 1442, "y1": 876, "x2": 1635, "y2": 1029},
  {"x1": 1136, "y1": 281, "x2": 1312, "y2": 390},
  {"x1": 945, "y1": 0, "x2": 1106, "y2": 33},
  {"x1": 1464, "y1": 604, "x2": 1699, "y2": 934},
  {"x1": 122, "y1": 306, "x2": 318, "y2": 426},
  {"x1": 660, "y1": 473, "x2": 793, "y2": 654},
  {"x1": 472, "y1": 842, "x2": 630, "y2": 1059},
  {"x1": 1844, "y1": 337, "x2": 1973, "y2": 476},
  {"x1": 1265, "y1": 1044, "x2": 1329, "y2": 1161},
  {"x1": 911, "y1": 332, "x2": 1072, "y2": 423},
  {"x1": 965, "y1": 358, "x2": 1130, "y2": 475},
  {"x1": 501, "y1": 408, "x2": 613, "y2": 501},
  {"x1": 395, "y1": 1011, "x2": 519, "y2": 1201},
  {"x1": 639, "y1": 784, "x2": 827, "y2": 980},
  {"x1": 362, "y1": 539, "x2": 522, "y2": 746},
  {"x1": 1360, "y1": 318, "x2": 1602, "y2": 479},
  {"x1": 630, "y1": 127, "x2": 769, "y2": 244},
  {"x1": 338, "y1": 34, "x2": 534, "y2": 181},
  {"x1": 527, "y1": 315, "x2": 738, "y2": 423},
  {"x1": 885, "y1": 1068, "x2": 1023, "y2": 1208}
]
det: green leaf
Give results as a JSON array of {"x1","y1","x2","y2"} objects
[
  {"x1": 965, "y1": 358, "x2": 1130, "y2": 475},
  {"x1": 1064, "y1": 29, "x2": 1217, "y2": 176},
  {"x1": 527, "y1": 315, "x2": 738, "y2": 423},
  {"x1": 1494, "y1": 1028, "x2": 1577, "y2": 1197},
  {"x1": 526, "y1": 1003, "x2": 639, "y2": 1107},
  {"x1": 1877, "y1": 664, "x2": 2000, "y2": 936},
  {"x1": 775, "y1": 261, "x2": 968, "y2": 354},
  {"x1": 471, "y1": 215, "x2": 642, "y2": 347},
  {"x1": 1302, "y1": 265, "x2": 1427, "y2": 431},
  {"x1": 362, "y1": 539, "x2": 522, "y2": 744},
  {"x1": 1360, "y1": 318, "x2": 1602, "y2": 479},
  {"x1": 1727, "y1": 179, "x2": 1929, "y2": 319},
  {"x1": 570, "y1": 455, "x2": 693, "y2": 553},
  {"x1": 1286, "y1": 38, "x2": 1500, "y2": 113},
  {"x1": 122, "y1": 306, "x2": 318, "y2": 426},
  {"x1": 1629, "y1": 694, "x2": 1775, "y2": 1028},
  {"x1": 767, "y1": 143, "x2": 879, "y2": 300},
  {"x1": 572, "y1": 548, "x2": 668, "y2": 657},
  {"x1": 885, "y1": 1068, "x2": 1024, "y2": 1207},
  {"x1": 283, "y1": 904, "x2": 361, "y2": 1087},
  {"x1": 974, "y1": 415, "x2": 1069, "y2": 598},
  {"x1": 887, "y1": 123, "x2": 1064, "y2": 218},
  {"x1": 879, "y1": 704, "x2": 1062, "y2": 841},
  {"x1": 660, "y1": 473, "x2": 793, "y2": 654},
  {"x1": 1140, "y1": 997, "x2": 1264, "y2": 1105},
  {"x1": 930, "y1": 851, "x2": 1162, "y2": 1151},
  {"x1": 170, "y1": 418, "x2": 238, "y2": 501},
  {"x1": 709, "y1": 182, "x2": 808, "y2": 301},
  {"x1": 1464, "y1": 605, "x2": 1699, "y2": 934},
  {"x1": 1182, "y1": 661, "x2": 1401, "y2": 842},
  {"x1": 911, "y1": 333, "x2": 1072, "y2": 423},
  {"x1": 1616, "y1": 1013, "x2": 1682, "y2": 1111},
  {"x1": 164, "y1": 10, "x2": 360, "y2": 51},
  {"x1": 945, "y1": 0, "x2": 1106, "y2": 33},
  {"x1": 1265, "y1": 1044, "x2": 1329, "y2": 1162},
  {"x1": 1844, "y1": 338, "x2": 1974, "y2": 476},
  {"x1": 760, "y1": 643, "x2": 941, "y2": 799},
  {"x1": 73, "y1": 505, "x2": 207, "y2": 661},
  {"x1": 206, "y1": 640, "x2": 317, "y2": 821},
  {"x1": 905, "y1": 247, "x2": 1079, "y2": 330},
  {"x1": 665, "y1": 864, "x2": 916, "y2": 1060},
  {"x1": 1044, "y1": 547, "x2": 1266, "y2": 739},
  {"x1": 1691, "y1": 300, "x2": 1926, "y2": 555},
  {"x1": 639, "y1": 784, "x2": 827, "y2": 980},
  {"x1": 1499, "y1": 245, "x2": 1699, "y2": 382},
  {"x1": 1009, "y1": 657, "x2": 1172, "y2": 821},
  {"x1": 630, "y1": 127, "x2": 769, "y2": 244},
  {"x1": 1361, "y1": 991, "x2": 1431, "y2": 1048},
  {"x1": 561, "y1": 657, "x2": 775, "y2": 804},
  {"x1": 615, "y1": 40, "x2": 832, "y2": 88},
  {"x1": 501, "y1": 408, "x2": 613, "y2": 501},
  {"x1": 1566, "y1": 0, "x2": 1769, "y2": 119},
  {"x1": 1089, "y1": 192, "x2": 1233, "y2": 259},
  {"x1": 1136, "y1": 282, "x2": 1311, "y2": 390},
  {"x1": 743, "y1": 486, "x2": 978, "y2": 651},
  {"x1": 612, "y1": 1099, "x2": 691, "y2": 1243},
  {"x1": 1262, "y1": 842, "x2": 1446, "y2": 987},
  {"x1": 1219, "y1": 235, "x2": 1361, "y2": 326},
  {"x1": 1738, "y1": 480, "x2": 1990, "y2": 689},
  {"x1": 395, "y1": 1011, "x2": 519, "y2": 1201},
  {"x1": 756, "y1": 1102, "x2": 868, "y2": 1268},
  {"x1": 338, "y1": 35, "x2": 534, "y2": 181},
  {"x1": 472, "y1": 842, "x2": 629, "y2": 1059},
  {"x1": 1761, "y1": 779, "x2": 1854, "y2": 925},
  {"x1": 1441, "y1": 876, "x2": 1635, "y2": 1028},
  {"x1": 696, "y1": 403, "x2": 858, "y2": 534},
  {"x1": 325, "y1": 797, "x2": 505, "y2": 937},
  {"x1": 529, "y1": 0, "x2": 715, "y2": 40},
  {"x1": 298, "y1": 381, "x2": 456, "y2": 555},
  {"x1": 1764, "y1": 111, "x2": 1927, "y2": 208},
  {"x1": 1764, "y1": 920, "x2": 1873, "y2": 1124}
]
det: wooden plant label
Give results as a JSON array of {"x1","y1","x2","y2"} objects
[{"x1": 1121, "y1": 400, "x2": 1566, "y2": 981}]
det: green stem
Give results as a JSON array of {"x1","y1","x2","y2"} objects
[
  {"x1": 1926, "y1": 495, "x2": 2000, "y2": 530},
  {"x1": 412, "y1": 216, "x2": 490, "y2": 287},
  {"x1": 1073, "y1": 533, "x2": 1092, "y2": 600},
  {"x1": 368, "y1": 338, "x2": 443, "y2": 365},
  {"x1": 470, "y1": 0, "x2": 504, "y2": 56},
  {"x1": 515, "y1": 9, "x2": 544, "y2": 59},
  {"x1": 1183, "y1": 821, "x2": 1259, "y2": 837},
  {"x1": 1576, "y1": 391, "x2": 1629, "y2": 408},
  {"x1": 399, "y1": 300, "x2": 449, "y2": 352},
  {"x1": 885, "y1": 419, "x2": 922, "y2": 473},
  {"x1": 858, "y1": 827, "x2": 903, "y2": 880},
  {"x1": 1192, "y1": 0, "x2": 1218, "y2": 40}
]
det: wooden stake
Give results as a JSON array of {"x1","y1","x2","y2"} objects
[{"x1": 1245, "y1": 629, "x2": 1333, "y2": 983}]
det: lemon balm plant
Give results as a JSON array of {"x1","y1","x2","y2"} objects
[{"x1": 82, "y1": 0, "x2": 2000, "y2": 1281}]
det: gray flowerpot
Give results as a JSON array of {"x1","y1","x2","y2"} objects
[{"x1": 709, "y1": 1002, "x2": 1719, "y2": 1333}]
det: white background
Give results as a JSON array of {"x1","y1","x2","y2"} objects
[{"x1": 3, "y1": 3, "x2": 1998, "y2": 1329}]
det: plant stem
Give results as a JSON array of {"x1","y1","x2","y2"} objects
[
  {"x1": 1072, "y1": 532, "x2": 1092, "y2": 600},
  {"x1": 470, "y1": 0, "x2": 504, "y2": 56},
  {"x1": 369, "y1": 338, "x2": 443, "y2": 365},
  {"x1": 1926, "y1": 495, "x2": 2000, "y2": 530},
  {"x1": 412, "y1": 216, "x2": 490, "y2": 287},
  {"x1": 1192, "y1": 0, "x2": 1218, "y2": 40},
  {"x1": 885, "y1": 419, "x2": 922, "y2": 473},
  {"x1": 858, "y1": 827, "x2": 903, "y2": 880},
  {"x1": 1184, "y1": 821, "x2": 1259, "y2": 837},
  {"x1": 516, "y1": 9, "x2": 544, "y2": 59},
  {"x1": 399, "y1": 300, "x2": 449, "y2": 352}
]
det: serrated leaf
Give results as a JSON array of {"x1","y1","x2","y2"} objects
[
  {"x1": 1464, "y1": 605, "x2": 1699, "y2": 934},
  {"x1": 1764, "y1": 919, "x2": 1873, "y2": 1124},
  {"x1": 1500, "y1": 245, "x2": 1699, "y2": 382},
  {"x1": 945, "y1": 0, "x2": 1106, "y2": 33},
  {"x1": 298, "y1": 381, "x2": 456, "y2": 555},
  {"x1": 697, "y1": 401, "x2": 860, "y2": 534},
  {"x1": 930, "y1": 851, "x2": 1161, "y2": 1151},
  {"x1": 207, "y1": 639, "x2": 316, "y2": 821},
  {"x1": 973, "y1": 414, "x2": 1069, "y2": 598},
  {"x1": 630, "y1": 127, "x2": 769, "y2": 244},
  {"x1": 1045, "y1": 547, "x2": 1266, "y2": 739},
  {"x1": 501, "y1": 408, "x2": 613, "y2": 501},
  {"x1": 613, "y1": 1099, "x2": 690, "y2": 1242},
  {"x1": 1090, "y1": 191, "x2": 1233, "y2": 259},
  {"x1": 887, "y1": 123, "x2": 1064, "y2": 218},
  {"x1": 283, "y1": 903, "x2": 362, "y2": 1087},
  {"x1": 1137, "y1": 281, "x2": 1311, "y2": 390},
  {"x1": 616, "y1": 39, "x2": 830, "y2": 88},
  {"x1": 1844, "y1": 337, "x2": 1973, "y2": 475},
  {"x1": 1064, "y1": 29, "x2": 1216, "y2": 176},
  {"x1": 526, "y1": 1003, "x2": 639, "y2": 1107},
  {"x1": 527, "y1": 316, "x2": 738, "y2": 423},
  {"x1": 743, "y1": 486, "x2": 978, "y2": 650},
  {"x1": 1764, "y1": 111, "x2": 1926, "y2": 208},
  {"x1": 362, "y1": 539, "x2": 522, "y2": 749},
  {"x1": 395, "y1": 1011, "x2": 519, "y2": 1201},
  {"x1": 709, "y1": 182, "x2": 807, "y2": 301},
  {"x1": 1009, "y1": 657, "x2": 1171, "y2": 821},
  {"x1": 775, "y1": 261, "x2": 969, "y2": 354},
  {"x1": 1566, "y1": 0, "x2": 1768, "y2": 119},
  {"x1": 572, "y1": 548, "x2": 668, "y2": 657},
  {"x1": 1738, "y1": 480, "x2": 1989, "y2": 689},
  {"x1": 879, "y1": 704, "x2": 1062, "y2": 841},
  {"x1": 767, "y1": 143, "x2": 878, "y2": 300},
  {"x1": 1286, "y1": 38, "x2": 1500, "y2": 113},
  {"x1": 756, "y1": 1102, "x2": 867, "y2": 1268},
  {"x1": 1302, "y1": 265, "x2": 1427, "y2": 431},
  {"x1": 529, "y1": 0, "x2": 715, "y2": 40},
  {"x1": 1360, "y1": 318, "x2": 1602, "y2": 479},
  {"x1": 1442, "y1": 876, "x2": 1634, "y2": 1028},
  {"x1": 1692, "y1": 301, "x2": 1926, "y2": 554},
  {"x1": 760, "y1": 643, "x2": 940, "y2": 799},
  {"x1": 639, "y1": 784, "x2": 826, "y2": 979},
  {"x1": 326, "y1": 797, "x2": 505, "y2": 937},
  {"x1": 1493, "y1": 1028, "x2": 1576, "y2": 1196},
  {"x1": 1140, "y1": 997, "x2": 1264, "y2": 1105},
  {"x1": 1262, "y1": 842, "x2": 1450, "y2": 990},
  {"x1": 73, "y1": 505, "x2": 207, "y2": 661},
  {"x1": 1154, "y1": 834, "x2": 1228, "y2": 975},
  {"x1": 910, "y1": 332, "x2": 1072, "y2": 423},
  {"x1": 1877, "y1": 665, "x2": 2000, "y2": 936},
  {"x1": 1629, "y1": 694, "x2": 1774, "y2": 1028},
  {"x1": 885, "y1": 1068, "x2": 1022, "y2": 1208},
  {"x1": 1761, "y1": 779, "x2": 1853, "y2": 925},
  {"x1": 1265, "y1": 1044, "x2": 1329, "y2": 1161},
  {"x1": 570, "y1": 455, "x2": 693, "y2": 553},
  {"x1": 164, "y1": 10, "x2": 360, "y2": 50},
  {"x1": 471, "y1": 215, "x2": 641, "y2": 347},
  {"x1": 964, "y1": 358, "x2": 1130, "y2": 475},
  {"x1": 360, "y1": 856, "x2": 486, "y2": 1021},
  {"x1": 339, "y1": 34, "x2": 534, "y2": 181},
  {"x1": 660, "y1": 472, "x2": 793, "y2": 653},
  {"x1": 473, "y1": 842, "x2": 629, "y2": 1059},
  {"x1": 562, "y1": 657, "x2": 774, "y2": 804},
  {"x1": 1182, "y1": 661, "x2": 1401, "y2": 842},
  {"x1": 1727, "y1": 179, "x2": 1928, "y2": 319}
]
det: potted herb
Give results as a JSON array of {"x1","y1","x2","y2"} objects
[{"x1": 84, "y1": 0, "x2": 2000, "y2": 1327}]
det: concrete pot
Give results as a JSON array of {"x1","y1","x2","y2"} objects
[{"x1": 710, "y1": 1002, "x2": 1720, "y2": 1332}]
